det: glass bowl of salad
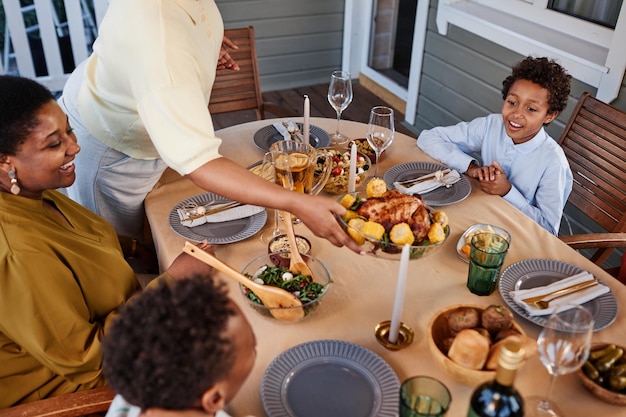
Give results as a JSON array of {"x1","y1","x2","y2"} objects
[
  {"x1": 315, "y1": 147, "x2": 371, "y2": 194},
  {"x1": 240, "y1": 252, "x2": 331, "y2": 322}
]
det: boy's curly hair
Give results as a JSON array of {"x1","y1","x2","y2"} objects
[
  {"x1": 102, "y1": 276, "x2": 236, "y2": 410},
  {"x1": 502, "y1": 56, "x2": 571, "y2": 114},
  {"x1": 0, "y1": 75, "x2": 55, "y2": 155}
]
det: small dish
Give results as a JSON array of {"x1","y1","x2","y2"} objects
[
  {"x1": 267, "y1": 234, "x2": 312, "y2": 268},
  {"x1": 456, "y1": 223, "x2": 512, "y2": 262},
  {"x1": 577, "y1": 342, "x2": 626, "y2": 406}
]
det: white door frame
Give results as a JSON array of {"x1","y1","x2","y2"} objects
[{"x1": 343, "y1": 0, "x2": 429, "y2": 124}]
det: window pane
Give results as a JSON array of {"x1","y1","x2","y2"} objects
[{"x1": 548, "y1": 0, "x2": 623, "y2": 29}]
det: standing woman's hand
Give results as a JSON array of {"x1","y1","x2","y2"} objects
[
  {"x1": 291, "y1": 193, "x2": 364, "y2": 254},
  {"x1": 217, "y1": 36, "x2": 240, "y2": 71}
]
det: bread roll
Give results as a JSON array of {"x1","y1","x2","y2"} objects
[{"x1": 448, "y1": 329, "x2": 490, "y2": 370}]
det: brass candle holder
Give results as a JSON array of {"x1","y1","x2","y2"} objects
[{"x1": 375, "y1": 320, "x2": 414, "y2": 350}]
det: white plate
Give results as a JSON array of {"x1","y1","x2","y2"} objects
[
  {"x1": 456, "y1": 223, "x2": 512, "y2": 263},
  {"x1": 261, "y1": 340, "x2": 399, "y2": 417},
  {"x1": 498, "y1": 258, "x2": 618, "y2": 331},
  {"x1": 169, "y1": 192, "x2": 267, "y2": 244},
  {"x1": 384, "y1": 162, "x2": 471, "y2": 206},
  {"x1": 253, "y1": 123, "x2": 331, "y2": 151}
]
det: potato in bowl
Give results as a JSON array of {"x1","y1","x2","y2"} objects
[{"x1": 428, "y1": 304, "x2": 536, "y2": 386}]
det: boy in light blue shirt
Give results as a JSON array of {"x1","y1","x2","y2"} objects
[{"x1": 418, "y1": 56, "x2": 573, "y2": 235}]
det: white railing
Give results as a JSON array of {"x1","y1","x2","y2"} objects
[{"x1": 1, "y1": 0, "x2": 108, "y2": 92}]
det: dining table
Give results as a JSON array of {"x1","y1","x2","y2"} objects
[{"x1": 144, "y1": 117, "x2": 626, "y2": 417}]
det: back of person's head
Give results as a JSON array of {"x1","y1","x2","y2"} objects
[
  {"x1": 103, "y1": 276, "x2": 242, "y2": 410},
  {"x1": 0, "y1": 75, "x2": 55, "y2": 155},
  {"x1": 501, "y1": 56, "x2": 571, "y2": 115}
]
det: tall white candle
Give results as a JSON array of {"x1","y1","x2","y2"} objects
[
  {"x1": 388, "y1": 244, "x2": 410, "y2": 344},
  {"x1": 348, "y1": 142, "x2": 357, "y2": 193},
  {"x1": 303, "y1": 95, "x2": 310, "y2": 145}
]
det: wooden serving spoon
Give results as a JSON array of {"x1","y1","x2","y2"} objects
[
  {"x1": 182, "y1": 242, "x2": 305, "y2": 322},
  {"x1": 281, "y1": 211, "x2": 315, "y2": 279}
]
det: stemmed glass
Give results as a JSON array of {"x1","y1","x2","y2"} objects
[
  {"x1": 366, "y1": 106, "x2": 395, "y2": 179},
  {"x1": 527, "y1": 304, "x2": 594, "y2": 417},
  {"x1": 327, "y1": 70, "x2": 353, "y2": 145}
]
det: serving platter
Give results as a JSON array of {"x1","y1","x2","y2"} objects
[
  {"x1": 261, "y1": 340, "x2": 399, "y2": 417},
  {"x1": 384, "y1": 162, "x2": 471, "y2": 206},
  {"x1": 253, "y1": 123, "x2": 331, "y2": 151},
  {"x1": 169, "y1": 192, "x2": 267, "y2": 244},
  {"x1": 498, "y1": 258, "x2": 618, "y2": 331}
]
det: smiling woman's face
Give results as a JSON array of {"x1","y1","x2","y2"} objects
[{"x1": 6, "y1": 101, "x2": 80, "y2": 199}]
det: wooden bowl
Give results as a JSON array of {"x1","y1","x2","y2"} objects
[
  {"x1": 577, "y1": 343, "x2": 626, "y2": 406},
  {"x1": 427, "y1": 304, "x2": 526, "y2": 386}
]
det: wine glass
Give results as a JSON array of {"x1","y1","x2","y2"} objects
[
  {"x1": 327, "y1": 70, "x2": 353, "y2": 145},
  {"x1": 526, "y1": 304, "x2": 594, "y2": 417},
  {"x1": 366, "y1": 106, "x2": 395, "y2": 179}
]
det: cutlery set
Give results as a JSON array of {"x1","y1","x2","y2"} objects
[{"x1": 521, "y1": 279, "x2": 600, "y2": 310}]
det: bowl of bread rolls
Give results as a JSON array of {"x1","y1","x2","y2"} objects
[{"x1": 428, "y1": 304, "x2": 536, "y2": 386}]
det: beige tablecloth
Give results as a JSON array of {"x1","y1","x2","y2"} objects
[{"x1": 145, "y1": 118, "x2": 626, "y2": 416}]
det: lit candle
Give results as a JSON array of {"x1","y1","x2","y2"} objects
[
  {"x1": 348, "y1": 142, "x2": 357, "y2": 193},
  {"x1": 303, "y1": 95, "x2": 310, "y2": 145},
  {"x1": 388, "y1": 244, "x2": 410, "y2": 344}
]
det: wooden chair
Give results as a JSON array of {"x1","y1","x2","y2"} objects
[
  {"x1": 557, "y1": 92, "x2": 626, "y2": 283},
  {"x1": 208, "y1": 26, "x2": 298, "y2": 120},
  {"x1": 0, "y1": 387, "x2": 115, "y2": 417}
]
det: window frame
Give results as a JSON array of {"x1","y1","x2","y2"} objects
[{"x1": 436, "y1": 0, "x2": 626, "y2": 102}]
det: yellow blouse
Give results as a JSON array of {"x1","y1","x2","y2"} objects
[{"x1": 0, "y1": 190, "x2": 139, "y2": 407}]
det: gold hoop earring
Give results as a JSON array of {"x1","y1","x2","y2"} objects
[{"x1": 8, "y1": 169, "x2": 20, "y2": 195}]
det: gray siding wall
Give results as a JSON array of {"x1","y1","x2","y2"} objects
[
  {"x1": 410, "y1": 0, "x2": 626, "y2": 266},
  {"x1": 216, "y1": 0, "x2": 344, "y2": 92}
]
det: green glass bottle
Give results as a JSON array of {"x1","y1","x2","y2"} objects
[{"x1": 467, "y1": 340, "x2": 525, "y2": 417}]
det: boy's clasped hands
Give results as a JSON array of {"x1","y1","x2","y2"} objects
[{"x1": 466, "y1": 161, "x2": 512, "y2": 197}]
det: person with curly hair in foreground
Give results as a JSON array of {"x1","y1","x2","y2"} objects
[
  {"x1": 102, "y1": 276, "x2": 256, "y2": 417},
  {"x1": 418, "y1": 56, "x2": 573, "y2": 235}
]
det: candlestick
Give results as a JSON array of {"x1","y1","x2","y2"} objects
[
  {"x1": 388, "y1": 244, "x2": 410, "y2": 344},
  {"x1": 303, "y1": 95, "x2": 310, "y2": 145},
  {"x1": 348, "y1": 142, "x2": 357, "y2": 193}
]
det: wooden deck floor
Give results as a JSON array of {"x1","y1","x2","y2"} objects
[{"x1": 211, "y1": 82, "x2": 417, "y2": 138}]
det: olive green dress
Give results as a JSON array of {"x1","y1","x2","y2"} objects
[{"x1": 0, "y1": 190, "x2": 140, "y2": 407}]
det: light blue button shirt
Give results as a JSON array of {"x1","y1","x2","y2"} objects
[{"x1": 417, "y1": 114, "x2": 572, "y2": 235}]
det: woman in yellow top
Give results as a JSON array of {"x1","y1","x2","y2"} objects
[{"x1": 0, "y1": 75, "x2": 213, "y2": 408}]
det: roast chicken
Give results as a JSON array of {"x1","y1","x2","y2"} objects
[{"x1": 356, "y1": 190, "x2": 431, "y2": 242}]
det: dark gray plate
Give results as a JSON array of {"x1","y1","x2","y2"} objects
[
  {"x1": 261, "y1": 340, "x2": 399, "y2": 417},
  {"x1": 169, "y1": 192, "x2": 267, "y2": 244},
  {"x1": 499, "y1": 258, "x2": 618, "y2": 331},
  {"x1": 384, "y1": 162, "x2": 471, "y2": 206},
  {"x1": 253, "y1": 123, "x2": 331, "y2": 151}
]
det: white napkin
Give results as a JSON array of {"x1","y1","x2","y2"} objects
[
  {"x1": 272, "y1": 120, "x2": 302, "y2": 141},
  {"x1": 509, "y1": 271, "x2": 610, "y2": 316},
  {"x1": 177, "y1": 204, "x2": 264, "y2": 227},
  {"x1": 272, "y1": 122, "x2": 291, "y2": 140},
  {"x1": 394, "y1": 170, "x2": 461, "y2": 195}
]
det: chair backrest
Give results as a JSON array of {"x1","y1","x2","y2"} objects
[
  {"x1": 1, "y1": 0, "x2": 109, "y2": 93},
  {"x1": 558, "y1": 91, "x2": 626, "y2": 264},
  {"x1": 0, "y1": 387, "x2": 115, "y2": 417},
  {"x1": 208, "y1": 26, "x2": 265, "y2": 119}
]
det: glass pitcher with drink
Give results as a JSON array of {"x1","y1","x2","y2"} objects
[{"x1": 262, "y1": 140, "x2": 332, "y2": 224}]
